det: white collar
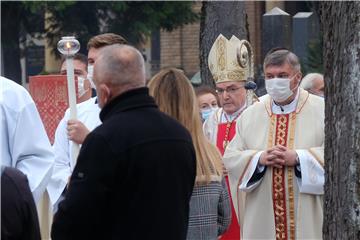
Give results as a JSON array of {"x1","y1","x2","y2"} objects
[
  {"x1": 271, "y1": 88, "x2": 300, "y2": 114},
  {"x1": 220, "y1": 104, "x2": 246, "y2": 123}
]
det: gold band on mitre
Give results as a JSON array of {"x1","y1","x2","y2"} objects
[{"x1": 208, "y1": 34, "x2": 254, "y2": 84}]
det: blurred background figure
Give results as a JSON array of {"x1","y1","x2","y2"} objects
[
  {"x1": 1, "y1": 166, "x2": 41, "y2": 240},
  {"x1": 148, "y1": 68, "x2": 231, "y2": 240},
  {"x1": 60, "y1": 53, "x2": 92, "y2": 103},
  {"x1": 300, "y1": 73, "x2": 324, "y2": 97},
  {"x1": 195, "y1": 85, "x2": 219, "y2": 122}
]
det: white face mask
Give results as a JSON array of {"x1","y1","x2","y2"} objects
[
  {"x1": 77, "y1": 76, "x2": 89, "y2": 98},
  {"x1": 265, "y1": 78, "x2": 294, "y2": 102},
  {"x1": 87, "y1": 65, "x2": 96, "y2": 89}
]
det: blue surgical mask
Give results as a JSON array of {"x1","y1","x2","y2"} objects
[{"x1": 201, "y1": 107, "x2": 218, "y2": 121}]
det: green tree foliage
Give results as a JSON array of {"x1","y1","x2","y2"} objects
[
  {"x1": 299, "y1": 38, "x2": 323, "y2": 75},
  {"x1": 305, "y1": 38, "x2": 323, "y2": 73},
  {"x1": 45, "y1": 1, "x2": 198, "y2": 53},
  {"x1": 1, "y1": 1, "x2": 199, "y2": 82},
  {"x1": 1, "y1": 1, "x2": 46, "y2": 83}
]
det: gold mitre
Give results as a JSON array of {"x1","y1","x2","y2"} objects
[{"x1": 208, "y1": 34, "x2": 254, "y2": 84}]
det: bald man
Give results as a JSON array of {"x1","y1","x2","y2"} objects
[
  {"x1": 51, "y1": 45, "x2": 196, "y2": 240},
  {"x1": 48, "y1": 34, "x2": 127, "y2": 214},
  {"x1": 300, "y1": 73, "x2": 324, "y2": 97}
]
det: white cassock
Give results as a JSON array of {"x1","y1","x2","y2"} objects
[
  {"x1": 0, "y1": 77, "x2": 54, "y2": 203},
  {"x1": 47, "y1": 96, "x2": 101, "y2": 211},
  {"x1": 223, "y1": 88, "x2": 325, "y2": 240}
]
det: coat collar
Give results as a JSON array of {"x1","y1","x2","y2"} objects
[
  {"x1": 99, "y1": 87, "x2": 157, "y2": 122},
  {"x1": 264, "y1": 87, "x2": 309, "y2": 117}
]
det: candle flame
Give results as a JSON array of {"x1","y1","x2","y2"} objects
[{"x1": 66, "y1": 42, "x2": 71, "y2": 49}]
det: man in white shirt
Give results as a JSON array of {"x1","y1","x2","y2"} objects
[
  {"x1": 223, "y1": 48, "x2": 324, "y2": 239},
  {"x1": 60, "y1": 53, "x2": 92, "y2": 103},
  {"x1": 0, "y1": 77, "x2": 54, "y2": 204},
  {"x1": 47, "y1": 33, "x2": 128, "y2": 211}
]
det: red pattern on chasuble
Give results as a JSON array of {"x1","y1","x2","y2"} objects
[
  {"x1": 272, "y1": 114, "x2": 290, "y2": 240},
  {"x1": 217, "y1": 122, "x2": 240, "y2": 240},
  {"x1": 29, "y1": 75, "x2": 81, "y2": 144}
]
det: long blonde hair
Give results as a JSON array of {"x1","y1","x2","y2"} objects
[{"x1": 148, "y1": 68, "x2": 223, "y2": 185}]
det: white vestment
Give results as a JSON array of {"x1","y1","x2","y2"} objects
[
  {"x1": 47, "y1": 97, "x2": 101, "y2": 209},
  {"x1": 0, "y1": 77, "x2": 54, "y2": 203},
  {"x1": 224, "y1": 88, "x2": 325, "y2": 239}
]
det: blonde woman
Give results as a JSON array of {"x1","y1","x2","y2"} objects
[{"x1": 148, "y1": 68, "x2": 231, "y2": 240}]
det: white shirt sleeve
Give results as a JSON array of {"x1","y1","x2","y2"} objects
[
  {"x1": 239, "y1": 151, "x2": 264, "y2": 192},
  {"x1": 11, "y1": 99, "x2": 54, "y2": 203},
  {"x1": 296, "y1": 150, "x2": 324, "y2": 195}
]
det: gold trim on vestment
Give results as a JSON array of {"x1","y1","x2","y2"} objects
[
  {"x1": 212, "y1": 70, "x2": 246, "y2": 82},
  {"x1": 276, "y1": 115, "x2": 288, "y2": 146},
  {"x1": 273, "y1": 115, "x2": 289, "y2": 240},
  {"x1": 217, "y1": 37, "x2": 226, "y2": 71},
  {"x1": 268, "y1": 115, "x2": 276, "y2": 148},
  {"x1": 295, "y1": 89, "x2": 310, "y2": 114},
  {"x1": 287, "y1": 112, "x2": 297, "y2": 240},
  {"x1": 273, "y1": 166, "x2": 287, "y2": 239}
]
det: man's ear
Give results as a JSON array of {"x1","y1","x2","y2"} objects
[
  {"x1": 295, "y1": 72, "x2": 302, "y2": 85},
  {"x1": 99, "y1": 83, "x2": 111, "y2": 106}
]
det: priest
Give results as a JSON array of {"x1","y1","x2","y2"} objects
[
  {"x1": 203, "y1": 34, "x2": 256, "y2": 239},
  {"x1": 224, "y1": 48, "x2": 324, "y2": 239}
]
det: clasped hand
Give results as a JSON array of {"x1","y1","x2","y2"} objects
[{"x1": 259, "y1": 145, "x2": 297, "y2": 168}]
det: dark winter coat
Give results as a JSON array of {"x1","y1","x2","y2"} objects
[
  {"x1": 1, "y1": 167, "x2": 41, "y2": 240},
  {"x1": 51, "y1": 87, "x2": 196, "y2": 240}
]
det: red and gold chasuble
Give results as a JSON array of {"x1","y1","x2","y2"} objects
[
  {"x1": 217, "y1": 120, "x2": 240, "y2": 240},
  {"x1": 29, "y1": 75, "x2": 81, "y2": 144},
  {"x1": 269, "y1": 113, "x2": 296, "y2": 240}
]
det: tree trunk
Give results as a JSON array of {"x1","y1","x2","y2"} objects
[
  {"x1": 199, "y1": 1, "x2": 248, "y2": 87},
  {"x1": 1, "y1": 2, "x2": 22, "y2": 84},
  {"x1": 320, "y1": 1, "x2": 360, "y2": 239}
]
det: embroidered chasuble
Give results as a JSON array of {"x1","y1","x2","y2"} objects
[{"x1": 223, "y1": 88, "x2": 324, "y2": 240}]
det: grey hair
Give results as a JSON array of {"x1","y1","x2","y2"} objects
[
  {"x1": 300, "y1": 73, "x2": 324, "y2": 90},
  {"x1": 263, "y1": 49, "x2": 301, "y2": 72},
  {"x1": 94, "y1": 44, "x2": 145, "y2": 87}
]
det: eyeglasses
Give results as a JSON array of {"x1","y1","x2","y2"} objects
[{"x1": 215, "y1": 86, "x2": 242, "y2": 95}]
